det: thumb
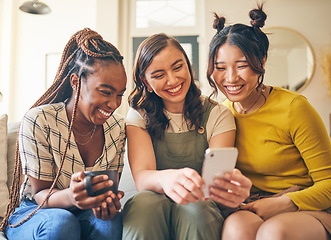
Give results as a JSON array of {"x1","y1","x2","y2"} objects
[{"x1": 72, "y1": 171, "x2": 85, "y2": 182}]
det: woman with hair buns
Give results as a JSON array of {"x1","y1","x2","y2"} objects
[
  {"x1": 0, "y1": 28, "x2": 127, "y2": 239},
  {"x1": 207, "y1": 4, "x2": 331, "y2": 240}
]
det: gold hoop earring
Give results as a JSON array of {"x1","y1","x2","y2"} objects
[{"x1": 147, "y1": 88, "x2": 153, "y2": 93}]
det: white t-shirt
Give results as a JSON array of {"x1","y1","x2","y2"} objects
[{"x1": 126, "y1": 97, "x2": 236, "y2": 142}]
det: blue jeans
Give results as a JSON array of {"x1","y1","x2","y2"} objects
[{"x1": 5, "y1": 199, "x2": 122, "y2": 240}]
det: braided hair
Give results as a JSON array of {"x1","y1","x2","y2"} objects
[
  {"x1": 0, "y1": 28, "x2": 124, "y2": 231},
  {"x1": 207, "y1": 4, "x2": 269, "y2": 97}
]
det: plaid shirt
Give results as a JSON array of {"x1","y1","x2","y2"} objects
[{"x1": 19, "y1": 102, "x2": 126, "y2": 200}]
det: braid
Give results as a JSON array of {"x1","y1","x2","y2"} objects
[
  {"x1": 1, "y1": 28, "x2": 123, "y2": 232},
  {"x1": 0, "y1": 143, "x2": 21, "y2": 231}
]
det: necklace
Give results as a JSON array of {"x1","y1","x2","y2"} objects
[
  {"x1": 236, "y1": 85, "x2": 266, "y2": 114},
  {"x1": 73, "y1": 125, "x2": 96, "y2": 136},
  {"x1": 168, "y1": 114, "x2": 185, "y2": 132},
  {"x1": 74, "y1": 125, "x2": 96, "y2": 145}
]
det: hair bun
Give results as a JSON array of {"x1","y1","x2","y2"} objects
[
  {"x1": 213, "y1": 13, "x2": 226, "y2": 32},
  {"x1": 249, "y1": 5, "x2": 267, "y2": 28}
]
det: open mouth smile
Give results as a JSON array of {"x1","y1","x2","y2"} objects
[
  {"x1": 98, "y1": 108, "x2": 112, "y2": 118},
  {"x1": 166, "y1": 83, "x2": 183, "y2": 94},
  {"x1": 225, "y1": 85, "x2": 244, "y2": 93}
]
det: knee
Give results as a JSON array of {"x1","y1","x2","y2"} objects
[
  {"x1": 222, "y1": 211, "x2": 263, "y2": 240},
  {"x1": 123, "y1": 192, "x2": 171, "y2": 239},
  {"x1": 173, "y1": 201, "x2": 223, "y2": 239},
  {"x1": 43, "y1": 209, "x2": 80, "y2": 239},
  {"x1": 257, "y1": 219, "x2": 290, "y2": 240},
  {"x1": 123, "y1": 191, "x2": 170, "y2": 219},
  {"x1": 177, "y1": 200, "x2": 221, "y2": 224}
]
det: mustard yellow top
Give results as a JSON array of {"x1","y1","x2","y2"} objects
[{"x1": 224, "y1": 87, "x2": 331, "y2": 211}]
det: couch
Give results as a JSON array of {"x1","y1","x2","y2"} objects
[{"x1": 0, "y1": 113, "x2": 137, "y2": 239}]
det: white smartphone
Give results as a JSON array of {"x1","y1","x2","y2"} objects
[{"x1": 201, "y1": 148, "x2": 238, "y2": 198}]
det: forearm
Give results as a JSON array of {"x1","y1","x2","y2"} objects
[
  {"x1": 134, "y1": 169, "x2": 167, "y2": 193},
  {"x1": 34, "y1": 188, "x2": 74, "y2": 209},
  {"x1": 286, "y1": 179, "x2": 331, "y2": 210}
]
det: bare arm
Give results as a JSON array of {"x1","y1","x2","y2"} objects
[{"x1": 127, "y1": 125, "x2": 204, "y2": 204}]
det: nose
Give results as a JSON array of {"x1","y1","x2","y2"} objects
[
  {"x1": 167, "y1": 72, "x2": 178, "y2": 85},
  {"x1": 107, "y1": 96, "x2": 121, "y2": 110},
  {"x1": 226, "y1": 68, "x2": 238, "y2": 83}
]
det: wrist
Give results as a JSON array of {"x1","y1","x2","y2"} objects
[{"x1": 280, "y1": 194, "x2": 298, "y2": 212}]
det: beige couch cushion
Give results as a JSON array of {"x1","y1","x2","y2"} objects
[
  {"x1": 0, "y1": 114, "x2": 9, "y2": 218},
  {"x1": 7, "y1": 122, "x2": 19, "y2": 192}
]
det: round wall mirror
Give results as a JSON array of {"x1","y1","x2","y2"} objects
[{"x1": 263, "y1": 27, "x2": 315, "y2": 92}]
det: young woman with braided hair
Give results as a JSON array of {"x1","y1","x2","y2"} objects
[
  {"x1": 0, "y1": 28, "x2": 127, "y2": 239},
  {"x1": 207, "y1": 4, "x2": 331, "y2": 240}
]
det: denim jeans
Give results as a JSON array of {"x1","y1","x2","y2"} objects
[{"x1": 6, "y1": 199, "x2": 122, "y2": 240}]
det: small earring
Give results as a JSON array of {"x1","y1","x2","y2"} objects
[{"x1": 147, "y1": 88, "x2": 153, "y2": 93}]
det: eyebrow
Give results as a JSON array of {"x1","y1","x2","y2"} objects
[
  {"x1": 150, "y1": 59, "x2": 184, "y2": 75},
  {"x1": 215, "y1": 60, "x2": 248, "y2": 64},
  {"x1": 99, "y1": 84, "x2": 126, "y2": 93}
]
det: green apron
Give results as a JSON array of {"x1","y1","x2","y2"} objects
[
  {"x1": 123, "y1": 99, "x2": 224, "y2": 240},
  {"x1": 152, "y1": 98, "x2": 217, "y2": 175}
]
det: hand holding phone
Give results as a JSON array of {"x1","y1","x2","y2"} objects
[{"x1": 201, "y1": 148, "x2": 238, "y2": 198}]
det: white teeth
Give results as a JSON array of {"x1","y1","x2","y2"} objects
[
  {"x1": 167, "y1": 84, "x2": 182, "y2": 93},
  {"x1": 98, "y1": 108, "x2": 111, "y2": 117},
  {"x1": 226, "y1": 85, "x2": 242, "y2": 91}
]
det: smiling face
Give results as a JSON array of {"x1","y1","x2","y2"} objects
[
  {"x1": 143, "y1": 45, "x2": 191, "y2": 113},
  {"x1": 72, "y1": 62, "x2": 127, "y2": 126},
  {"x1": 212, "y1": 43, "x2": 261, "y2": 104}
]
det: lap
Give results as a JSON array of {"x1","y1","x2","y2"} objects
[
  {"x1": 6, "y1": 199, "x2": 123, "y2": 240},
  {"x1": 259, "y1": 212, "x2": 329, "y2": 240},
  {"x1": 123, "y1": 191, "x2": 224, "y2": 240},
  {"x1": 6, "y1": 200, "x2": 80, "y2": 240},
  {"x1": 223, "y1": 210, "x2": 329, "y2": 240}
]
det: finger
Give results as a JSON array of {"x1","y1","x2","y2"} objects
[
  {"x1": 213, "y1": 177, "x2": 249, "y2": 199},
  {"x1": 209, "y1": 185, "x2": 246, "y2": 207},
  {"x1": 92, "y1": 206, "x2": 102, "y2": 219},
  {"x1": 72, "y1": 180, "x2": 88, "y2": 193},
  {"x1": 90, "y1": 175, "x2": 110, "y2": 185},
  {"x1": 226, "y1": 169, "x2": 252, "y2": 189},
  {"x1": 210, "y1": 191, "x2": 242, "y2": 208},
  {"x1": 87, "y1": 180, "x2": 114, "y2": 196},
  {"x1": 72, "y1": 171, "x2": 86, "y2": 182},
  {"x1": 182, "y1": 168, "x2": 205, "y2": 188},
  {"x1": 101, "y1": 201, "x2": 110, "y2": 220},
  {"x1": 106, "y1": 197, "x2": 117, "y2": 218},
  {"x1": 168, "y1": 190, "x2": 190, "y2": 205},
  {"x1": 117, "y1": 190, "x2": 124, "y2": 200},
  {"x1": 182, "y1": 179, "x2": 204, "y2": 200},
  {"x1": 173, "y1": 183, "x2": 199, "y2": 203},
  {"x1": 77, "y1": 190, "x2": 112, "y2": 209},
  {"x1": 110, "y1": 193, "x2": 122, "y2": 211},
  {"x1": 240, "y1": 202, "x2": 251, "y2": 210}
]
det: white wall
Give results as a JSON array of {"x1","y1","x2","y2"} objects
[
  {"x1": 202, "y1": 0, "x2": 331, "y2": 136},
  {"x1": 1, "y1": 0, "x2": 330, "y2": 136},
  {"x1": 0, "y1": 0, "x2": 98, "y2": 122}
]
